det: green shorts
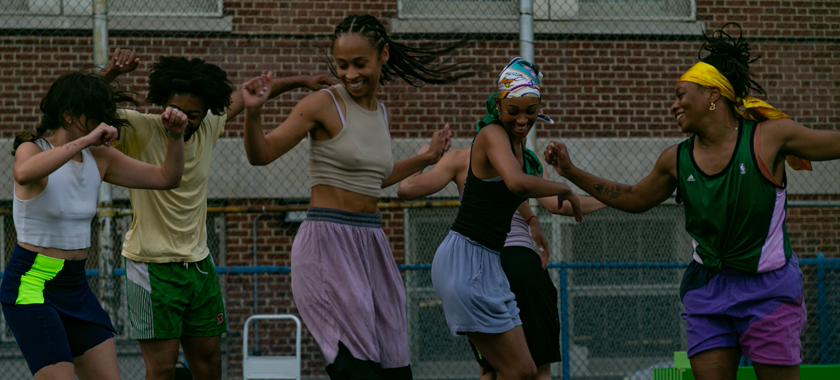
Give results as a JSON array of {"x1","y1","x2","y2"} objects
[{"x1": 125, "y1": 255, "x2": 227, "y2": 340}]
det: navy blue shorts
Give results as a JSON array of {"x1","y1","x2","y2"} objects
[{"x1": 0, "y1": 245, "x2": 114, "y2": 375}]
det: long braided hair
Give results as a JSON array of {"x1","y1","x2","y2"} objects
[
  {"x1": 699, "y1": 23, "x2": 767, "y2": 103},
  {"x1": 327, "y1": 14, "x2": 474, "y2": 87}
]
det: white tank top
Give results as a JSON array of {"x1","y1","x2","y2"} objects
[{"x1": 13, "y1": 139, "x2": 101, "y2": 250}]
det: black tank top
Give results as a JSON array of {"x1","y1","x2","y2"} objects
[{"x1": 451, "y1": 133, "x2": 528, "y2": 251}]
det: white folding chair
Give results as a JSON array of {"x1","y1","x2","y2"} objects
[{"x1": 243, "y1": 314, "x2": 302, "y2": 380}]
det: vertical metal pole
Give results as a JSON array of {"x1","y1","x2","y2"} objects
[
  {"x1": 520, "y1": 0, "x2": 541, "y2": 214},
  {"x1": 93, "y1": 0, "x2": 115, "y2": 319},
  {"x1": 816, "y1": 252, "x2": 829, "y2": 365},
  {"x1": 93, "y1": 0, "x2": 109, "y2": 69},
  {"x1": 520, "y1": 0, "x2": 538, "y2": 156},
  {"x1": 559, "y1": 266, "x2": 571, "y2": 379}
]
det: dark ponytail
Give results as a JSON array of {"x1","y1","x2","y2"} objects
[
  {"x1": 327, "y1": 14, "x2": 474, "y2": 86},
  {"x1": 698, "y1": 23, "x2": 766, "y2": 100},
  {"x1": 12, "y1": 71, "x2": 137, "y2": 155}
]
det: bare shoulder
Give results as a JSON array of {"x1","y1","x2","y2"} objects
[
  {"x1": 13, "y1": 141, "x2": 43, "y2": 160},
  {"x1": 655, "y1": 145, "x2": 679, "y2": 177},
  {"x1": 296, "y1": 89, "x2": 341, "y2": 121},
  {"x1": 474, "y1": 123, "x2": 506, "y2": 143},
  {"x1": 758, "y1": 118, "x2": 803, "y2": 138}
]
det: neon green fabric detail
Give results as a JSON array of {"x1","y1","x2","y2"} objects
[{"x1": 16, "y1": 255, "x2": 64, "y2": 305}]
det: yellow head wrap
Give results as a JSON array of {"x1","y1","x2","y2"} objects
[{"x1": 677, "y1": 62, "x2": 811, "y2": 170}]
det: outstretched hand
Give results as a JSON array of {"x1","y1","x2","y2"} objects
[
  {"x1": 544, "y1": 141, "x2": 575, "y2": 177},
  {"x1": 86, "y1": 123, "x2": 120, "y2": 147},
  {"x1": 102, "y1": 48, "x2": 140, "y2": 78},
  {"x1": 242, "y1": 72, "x2": 273, "y2": 108},
  {"x1": 300, "y1": 74, "x2": 334, "y2": 91},
  {"x1": 423, "y1": 124, "x2": 453, "y2": 165},
  {"x1": 161, "y1": 107, "x2": 188, "y2": 137}
]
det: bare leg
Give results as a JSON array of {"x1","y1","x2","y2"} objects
[
  {"x1": 754, "y1": 362, "x2": 800, "y2": 380},
  {"x1": 33, "y1": 362, "x2": 75, "y2": 380},
  {"x1": 689, "y1": 347, "x2": 740, "y2": 380},
  {"x1": 536, "y1": 364, "x2": 551, "y2": 380},
  {"x1": 479, "y1": 365, "x2": 496, "y2": 380},
  {"x1": 466, "y1": 326, "x2": 537, "y2": 380},
  {"x1": 181, "y1": 335, "x2": 222, "y2": 380},
  {"x1": 138, "y1": 338, "x2": 181, "y2": 380},
  {"x1": 74, "y1": 337, "x2": 121, "y2": 380}
]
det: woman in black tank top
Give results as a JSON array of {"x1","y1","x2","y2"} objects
[{"x1": 431, "y1": 58, "x2": 583, "y2": 379}]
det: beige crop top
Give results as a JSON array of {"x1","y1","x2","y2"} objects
[{"x1": 309, "y1": 85, "x2": 394, "y2": 198}]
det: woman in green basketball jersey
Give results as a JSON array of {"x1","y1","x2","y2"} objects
[{"x1": 544, "y1": 23, "x2": 840, "y2": 380}]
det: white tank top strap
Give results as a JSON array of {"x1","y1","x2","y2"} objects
[
  {"x1": 319, "y1": 88, "x2": 345, "y2": 126},
  {"x1": 380, "y1": 103, "x2": 388, "y2": 127}
]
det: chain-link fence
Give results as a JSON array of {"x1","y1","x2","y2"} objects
[{"x1": 1, "y1": 0, "x2": 839, "y2": 379}]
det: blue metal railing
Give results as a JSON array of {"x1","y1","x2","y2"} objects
[{"x1": 1, "y1": 256, "x2": 838, "y2": 378}]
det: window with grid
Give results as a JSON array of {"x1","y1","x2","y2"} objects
[
  {"x1": 0, "y1": 0, "x2": 223, "y2": 17},
  {"x1": 398, "y1": 0, "x2": 695, "y2": 21}
]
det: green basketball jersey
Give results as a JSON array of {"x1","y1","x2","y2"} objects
[{"x1": 676, "y1": 119, "x2": 793, "y2": 273}]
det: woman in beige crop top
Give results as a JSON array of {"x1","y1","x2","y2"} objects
[{"x1": 240, "y1": 14, "x2": 473, "y2": 379}]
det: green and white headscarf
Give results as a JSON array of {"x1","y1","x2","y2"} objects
[{"x1": 476, "y1": 57, "x2": 553, "y2": 176}]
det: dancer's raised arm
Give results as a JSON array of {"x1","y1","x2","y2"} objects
[{"x1": 545, "y1": 141, "x2": 678, "y2": 214}]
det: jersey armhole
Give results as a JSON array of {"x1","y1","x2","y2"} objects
[
  {"x1": 675, "y1": 141, "x2": 683, "y2": 204},
  {"x1": 752, "y1": 122, "x2": 783, "y2": 187}
]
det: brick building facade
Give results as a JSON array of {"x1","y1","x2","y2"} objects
[{"x1": 1, "y1": 0, "x2": 838, "y2": 378}]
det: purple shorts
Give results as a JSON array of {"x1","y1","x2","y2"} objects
[{"x1": 680, "y1": 254, "x2": 806, "y2": 365}]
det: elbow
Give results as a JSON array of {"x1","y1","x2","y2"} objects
[
  {"x1": 13, "y1": 169, "x2": 34, "y2": 187},
  {"x1": 397, "y1": 186, "x2": 419, "y2": 201},
  {"x1": 397, "y1": 185, "x2": 420, "y2": 201},
  {"x1": 162, "y1": 177, "x2": 182, "y2": 190},
  {"x1": 507, "y1": 182, "x2": 528, "y2": 198},
  {"x1": 246, "y1": 154, "x2": 268, "y2": 166}
]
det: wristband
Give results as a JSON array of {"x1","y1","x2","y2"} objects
[
  {"x1": 526, "y1": 215, "x2": 537, "y2": 224},
  {"x1": 165, "y1": 129, "x2": 184, "y2": 139}
]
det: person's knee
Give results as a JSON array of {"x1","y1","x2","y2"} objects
[
  {"x1": 144, "y1": 362, "x2": 176, "y2": 380},
  {"x1": 502, "y1": 360, "x2": 537, "y2": 380}
]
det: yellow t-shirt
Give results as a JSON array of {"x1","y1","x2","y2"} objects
[{"x1": 115, "y1": 109, "x2": 227, "y2": 263}]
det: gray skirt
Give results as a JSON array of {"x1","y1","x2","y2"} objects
[{"x1": 431, "y1": 230, "x2": 521, "y2": 336}]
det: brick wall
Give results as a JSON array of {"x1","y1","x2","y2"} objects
[{"x1": 1, "y1": 0, "x2": 839, "y2": 377}]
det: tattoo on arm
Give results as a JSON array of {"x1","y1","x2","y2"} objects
[
  {"x1": 594, "y1": 182, "x2": 621, "y2": 200},
  {"x1": 61, "y1": 143, "x2": 78, "y2": 151}
]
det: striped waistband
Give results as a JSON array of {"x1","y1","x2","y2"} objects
[{"x1": 305, "y1": 207, "x2": 381, "y2": 228}]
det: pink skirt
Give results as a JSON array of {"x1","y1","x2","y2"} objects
[{"x1": 291, "y1": 207, "x2": 410, "y2": 369}]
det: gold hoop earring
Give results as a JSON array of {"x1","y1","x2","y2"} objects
[{"x1": 710, "y1": 102, "x2": 716, "y2": 111}]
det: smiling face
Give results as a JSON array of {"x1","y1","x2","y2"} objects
[
  {"x1": 332, "y1": 33, "x2": 388, "y2": 99},
  {"x1": 497, "y1": 96, "x2": 540, "y2": 139},
  {"x1": 670, "y1": 82, "x2": 713, "y2": 133}
]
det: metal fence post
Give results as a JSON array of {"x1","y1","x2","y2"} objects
[
  {"x1": 559, "y1": 264, "x2": 571, "y2": 379},
  {"x1": 520, "y1": 0, "x2": 538, "y2": 157},
  {"x1": 93, "y1": 0, "x2": 116, "y2": 319},
  {"x1": 816, "y1": 252, "x2": 829, "y2": 365}
]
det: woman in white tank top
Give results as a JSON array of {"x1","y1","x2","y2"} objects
[
  {"x1": 2, "y1": 71, "x2": 187, "y2": 380},
  {"x1": 240, "y1": 14, "x2": 474, "y2": 380}
]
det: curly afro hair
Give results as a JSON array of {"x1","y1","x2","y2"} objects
[
  {"x1": 146, "y1": 56, "x2": 233, "y2": 116},
  {"x1": 698, "y1": 23, "x2": 766, "y2": 100}
]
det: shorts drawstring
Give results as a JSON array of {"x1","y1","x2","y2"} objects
[
  {"x1": 183, "y1": 260, "x2": 209, "y2": 274},
  {"x1": 196, "y1": 262, "x2": 209, "y2": 275}
]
